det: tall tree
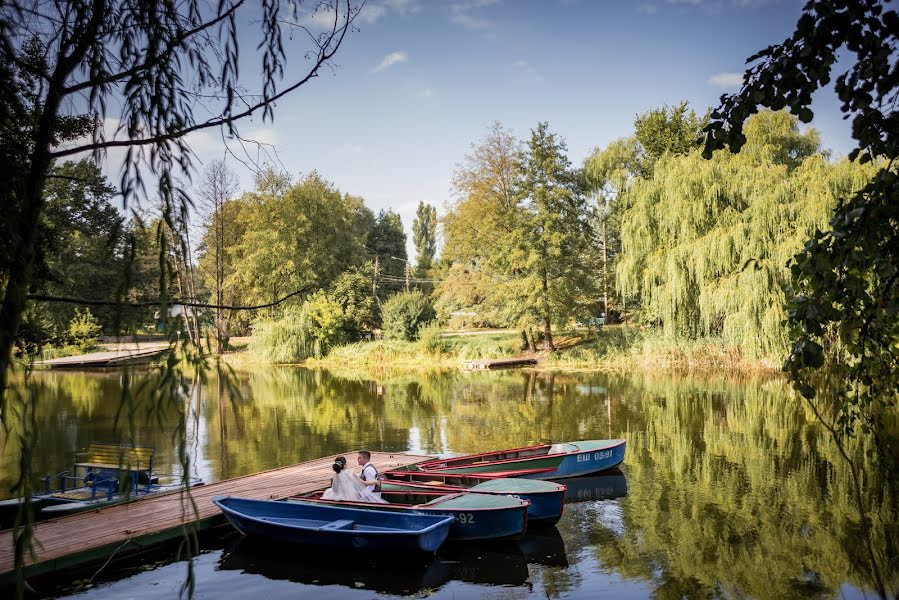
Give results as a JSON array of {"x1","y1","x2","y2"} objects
[
  {"x1": 439, "y1": 122, "x2": 532, "y2": 341},
  {"x1": 368, "y1": 209, "x2": 408, "y2": 295},
  {"x1": 33, "y1": 160, "x2": 126, "y2": 334},
  {"x1": 229, "y1": 171, "x2": 368, "y2": 308},
  {"x1": 583, "y1": 137, "x2": 640, "y2": 322},
  {"x1": 634, "y1": 102, "x2": 707, "y2": 177},
  {"x1": 412, "y1": 202, "x2": 438, "y2": 277},
  {"x1": 516, "y1": 122, "x2": 596, "y2": 351},
  {"x1": 198, "y1": 160, "x2": 239, "y2": 352}
]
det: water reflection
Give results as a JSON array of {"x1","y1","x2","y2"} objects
[
  {"x1": 557, "y1": 470, "x2": 628, "y2": 504},
  {"x1": 1, "y1": 367, "x2": 895, "y2": 599},
  {"x1": 218, "y1": 529, "x2": 569, "y2": 594}
]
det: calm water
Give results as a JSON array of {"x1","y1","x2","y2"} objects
[{"x1": 2, "y1": 367, "x2": 896, "y2": 599}]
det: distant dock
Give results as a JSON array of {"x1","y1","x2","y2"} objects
[
  {"x1": 461, "y1": 357, "x2": 538, "y2": 370},
  {"x1": 35, "y1": 343, "x2": 169, "y2": 369},
  {"x1": 0, "y1": 451, "x2": 432, "y2": 582}
]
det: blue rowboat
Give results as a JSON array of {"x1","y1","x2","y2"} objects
[
  {"x1": 418, "y1": 439, "x2": 626, "y2": 479},
  {"x1": 382, "y1": 472, "x2": 566, "y2": 525},
  {"x1": 289, "y1": 490, "x2": 529, "y2": 541},
  {"x1": 213, "y1": 496, "x2": 454, "y2": 555}
]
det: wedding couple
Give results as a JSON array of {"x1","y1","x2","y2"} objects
[{"x1": 322, "y1": 450, "x2": 387, "y2": 503}]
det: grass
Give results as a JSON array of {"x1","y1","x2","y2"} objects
[
  {"x1": 223, "y1": 326, "x2": 780, "y2": 373},
  {"x1": 307, "y1": 332, "x2": 521, "y2": 370},
  {"x1": 544, "y1": 326, "x2": 779, "y2": 372}
]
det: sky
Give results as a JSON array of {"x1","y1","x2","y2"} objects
[{"x1": 173, "y1": 0, "x2": 854, "y2": 257}]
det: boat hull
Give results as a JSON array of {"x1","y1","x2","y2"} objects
[
  {"x1": 381, "y1": 475, "x2": 565, "y2": 525},
  {"x1": 419, "y1": 440, "x2": 626, "y2": 480},
  {"x1": 214, "y1": 496, "x2": 454, "y2": 555},
  {"x1": 288, "y1": 493, "x2": 528, "y2": 541}
]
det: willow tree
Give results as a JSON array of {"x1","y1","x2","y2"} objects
[{"x1": 617, "y1": 110, "x2": 875, "y2": 359}]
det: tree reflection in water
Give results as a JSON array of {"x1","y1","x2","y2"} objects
[{"x1": 2, "y1": 367, "x2": 895, "y2": 598}]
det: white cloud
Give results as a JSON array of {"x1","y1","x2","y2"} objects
[
  {"x1": 335, "y1": 143, "x2": 363, "y2": 154},
  {"x1": 449, "y1": 0, "x2": 500, "y2": 30},
  {"x1": 418, "y1": 87, "x2": 435, "y2": 98},
  {"x1": 708, "y1": 72, "x2": 744, "y2": 88},
  {"x1": 371, "y1": 51, "x2": 408, "y2": 73},
  {"x1": 511, "y1": 60, "x2": 543, "y2": 84},
  {"x1": 357, "y1": 4, "x2": 387, "y2": 24}
]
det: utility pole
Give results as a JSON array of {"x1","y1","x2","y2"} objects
[{"x1": 405, "y1": 262, "x2": 410, "y2": 292}]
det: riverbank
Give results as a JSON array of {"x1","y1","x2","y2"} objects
[{"x1": 222, "y1": 327, "x2": 780, "y2": 374}]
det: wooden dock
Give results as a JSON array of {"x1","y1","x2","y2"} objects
[
  {"x1": 0, "y1": 451, "x2": 431, "y2": 581},
  {"x1": 461, "y1": 357, "x2": 538, "y2": 370},
  {"x1": 36, "y1": 343, "x2": 170, "y2": 369}
]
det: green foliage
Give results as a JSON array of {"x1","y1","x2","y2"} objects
[
  {"x1": 412, "y1": 202, "x2": 438, "y2": 276},
  {"x1": 329, "y1": 265, "x2": 377, "y2": 337},
  {"x1": 68, "y1": 309, "x2": 101, "y2": 352},
  {"x1": 515, "y1": 122, "x2": 598, "y2": 347},
  {"x1": 633, "y1": 101, "x2": 707, "y2": 177},
  {"x1": 417, "y1": 321, "x2": 447, "y2": 354},
  {"x1": 227, "y1": 170, "x2": 370, "y2": 307},
  {"x1": 26, "y1": 160, "x2": 127, "y2": 342},
  {"x1": 439, "y1": 123, "x2": 529, "y2": 329},
  {"x1": 617, "y1": 110, "x2": 874, "y2": 359},
  {"x1": 583, "y1": 137, "x2": 641, "y2": 320},
  {"x1": 369, "y1": 209, "x2": 408, "y2": 295},
  {"x1": 702, "y1": 1, "x2": 898, "y2": 478},
  {"x1": 249, "y1": 307, "x2": 320, "y2": 363},
  {"x1": 439, "y1": 122, "x2": 598, "y2": 346},
  {"x1": 381, "y1": 290, "x2": 435, "y2": 341}
]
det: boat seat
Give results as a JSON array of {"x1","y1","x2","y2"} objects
[
  {"x1": 75, "y1": 444, "x2": 154, "y2": 474},
  {"x1": 319, "y1": 519, "x2": 355, "y2": 531}
]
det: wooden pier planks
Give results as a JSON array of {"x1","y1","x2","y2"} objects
[
  {"x1": 35, "y1": 344, "x2": 169, "y2": 368},
  {"x1": 0, "y1": 451, "x2": 431, "y2": 579},
  {"x1": 461, "y1": 357, "x2": 538, "y2": 370}
]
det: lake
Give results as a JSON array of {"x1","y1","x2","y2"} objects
[{"x1": 1, "y1": 367, "x2": 895, "y2": 599}]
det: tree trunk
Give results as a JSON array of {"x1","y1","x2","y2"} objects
[
  {"x1": 543, "y1": 315, "x2": 555, "y2": 351},
  {"x1": 541, "y1": 266, "x2": 556, "y2": 351},
  {"x1": 0, "y1": 73, "x2": 66, "y2": 402},
  {"x1": 520, "y1": 330, "x2": 529, "y2": 351},
  {"x1": 602, "y1": 219, "x2": 609, "y2": 323}
]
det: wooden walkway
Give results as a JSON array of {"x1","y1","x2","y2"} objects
[
  {"x1": 0, "y1": 451, "x2": 431, "y2": 580},
  {"x1": 461, "y1": 357, "x2": 538, "y2": 370},
  {"x1": 36, "y1": 343, "x2": 169, "y2": 369}
]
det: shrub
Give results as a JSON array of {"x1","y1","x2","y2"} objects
[
  {"x1": 417, "y1": 321, "x2": 448, "y2": 354},
  {"x1": 68, "y1": 308, "x2": 101, "y2": 352},
  {"x1": 381, "y1": 290, "x2": 435, "y2": 341},
  {"x1": 249, "y1": 307, "x2": 318, "y2": 363}
]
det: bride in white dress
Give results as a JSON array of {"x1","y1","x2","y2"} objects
[{"x1": 322, "y1": 456, "x2": 387, "y2": 503}]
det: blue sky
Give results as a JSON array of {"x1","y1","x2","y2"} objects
[{"x1": 184, "y1": 0, "x2": 853, "y2": 255}]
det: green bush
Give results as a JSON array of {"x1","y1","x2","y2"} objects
[
  {"x1": 417, "y1": 321, "x2": 448, "y2": 354},
  {"x1": 68, "y1": 308, "x2": 101, "y2": 352},
  {"x1": 381, "y1": 290, "x2": 435, "y2": 341},
  {"x1": 249, "y1": 307, "x2": 318, "y2": 363}
]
